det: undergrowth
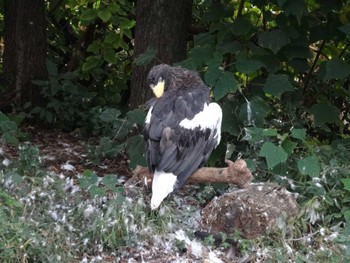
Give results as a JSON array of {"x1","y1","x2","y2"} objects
[{"x1": 0, "y1": 144, "x2": 349, "y2": 262}]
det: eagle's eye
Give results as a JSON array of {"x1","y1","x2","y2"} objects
[{"x1": 148, "y1": 77, "x2": 155, "y2": 86}]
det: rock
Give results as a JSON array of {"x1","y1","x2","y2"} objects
[{"x1": 199, "y1": 183, "x2": 299, "y2": 239}]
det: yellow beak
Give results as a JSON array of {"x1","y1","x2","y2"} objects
[{"x1": 151, "y1": 80, "x2": 165, "y2": 98}]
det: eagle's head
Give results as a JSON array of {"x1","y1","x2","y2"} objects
[{"x1": 147, "y1": 64, "x2": 172, "y2": 98}]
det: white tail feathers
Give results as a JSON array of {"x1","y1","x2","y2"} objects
[{"x1": 151, "y1": 171, "x2": 177, "y2": 210}]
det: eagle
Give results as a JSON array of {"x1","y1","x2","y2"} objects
[{"x1": 143, "y1": 64, "x2": 222, "y2": 209}]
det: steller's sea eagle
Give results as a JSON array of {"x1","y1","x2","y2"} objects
[{"x1": 143, "y1": 64, "x2": 222, "y2": 210}]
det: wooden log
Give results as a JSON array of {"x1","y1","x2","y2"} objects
[{"x1": 126, "y1": 159, "x2": 253, "y2": 189}]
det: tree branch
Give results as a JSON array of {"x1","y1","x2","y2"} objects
[
  {"x1": 237, "y1": 0, "x2": 245, "y2": 18},
  {"x1": 304, "y1": 40, "x2": 326, "y2": 91},
  {"x1": 127, "y1": 159, "x2": 253, "y2": 189}
]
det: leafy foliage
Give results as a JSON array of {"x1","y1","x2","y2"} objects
[
  {"x1": 0, "y1": 112, "x2": 26, "y2": 146},
  {"x1": 1, "y1": 0, "x2": 350, "y2": 260}
]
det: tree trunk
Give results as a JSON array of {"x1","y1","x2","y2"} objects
[
  {"x1": 129, "y1": 0, "x2": 193, "y2": 109},
  {"x1": 1, "y1": 0, "x2": 47, "y2": 111}
]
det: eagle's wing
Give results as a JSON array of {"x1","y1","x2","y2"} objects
[{"x1": 144, "y1": 89, "x2": 222, "y2": 190}]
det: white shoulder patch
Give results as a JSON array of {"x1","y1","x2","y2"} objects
[
  {"x1": 179, "y1": 102, "x2": 222, "y2": 144},
  {"x1": 145, "y1": 106, "x2": 153, "y2": 124}
]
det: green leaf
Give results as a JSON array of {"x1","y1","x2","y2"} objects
[
  {"x1": 341, "y1": 178, "x2": 350, "y2": 192},
  {"x1": 282, "y1": 139, "x2": 297, "y2": 155},
  {"x1": 82, "y1": 56, "x2": 100, "y2": 71},
  {"x1": 221, "y1": 101, "x2": 241, "y2": 136},
  {"x1": 10, "y1": 173, "x2": 24, "y2": 184},
  {"x1": 339, "y1": 23, "x2": 350, "y2": 36},
  {"x1": 102, "y1": 174, "x2": 118, "y2": 190},
  {"x1": 203, "y1": 3, "x2": 225, "y2": 22},
  {"x1": 243, "y1": 127, "x2": 278, "y2": 143},
  {"x1": 126, "y1": 135, "x2": 148, "y2": 168},
  {"x1": 103, "y1": 48, "x2": 117, "y2": 64},
  {"x1": 191, "y1": 45, "x2": 214, "y2": 66},
  {"x1": 80, "y1": 9, "x2": 97, "y2": 21},
  {"x1": 256, "y1": 54, "x2": 281, "y2": 73},
  {"x1": 107, "y1": 2, "x2": 119, "y2": 13},
  {"x1": 278, "y1": 0, "x2": 307, "y2": 24},
  {"x1": 297, "y1": 156, "x2": 321, "y2": 177},
  {"x1": 46, "y1": 59, "x2": 58, "y2": 76},
  {"x1": 100, "y1": 108, "x2": 121, "y2": 122},
  {"x1": 98, "y1": 9, "x2": 111, "y2": 22},
  {"x1": 89, "y1": 185, "x2": 106, "y2": 197},
  {"x1": 225, "y1": 143, "x2": 236, "y2": 159},
  {"x1": 87, "y1": 41, "x2": 102, "y2": 54},
  {"x1": 216, "y1": 41, "x2": 243, "y2": 55},
  {"x1": 61, "y1": 72, "x2": 77, "y2": 80},
  {"x1": 309, "y1": 101, "x2": 340, "y2": 126},
  {"x1": 258, "y1": 30, "x2": 290, "y2": 54},
  {"x1": 291, "y1": 128, "x2": 306, "y2": 141},
  {"x1": 214, "y1": 71, "x2": 237, "y2": 100},
  {"x1": 235, "y1": 59, "x2": 263, "y2": 74},
  {"x1": 264, "y1": 74, "x2": 294, "y2": 98},
  {"x1": 343, "y1": 210, "x2": 350, "y2": 223},
  {"x1": 79, "y1": 170, "x2": 98, "y2": 189},
  {"x1": 259, "y1": 142, "x2": 288, "y2": 169},
  {"x1": 239, "y1": 97, "x2": 270, "y2": 127},
  {"x1": 324, "y1": 58, "x2": 350, "y2": 80},
  {"x1": 134, "y1": 47, "x2": 157, "y2": 65},
  {"x1": 282, "y1": 45, "x2": 312, "y2": 60},
  {"x1": 204, "y1": 66, "x2": 221, "y2": 86},
  {"x1": 127, "y1": 109, "x2": 147, "y2": 126},
  {"x1": 230, "y1": 17, "x2": 252, "y2": 36},
  {"x1": 105, "y1": 32, "x2": 119, "y2": 44}
]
